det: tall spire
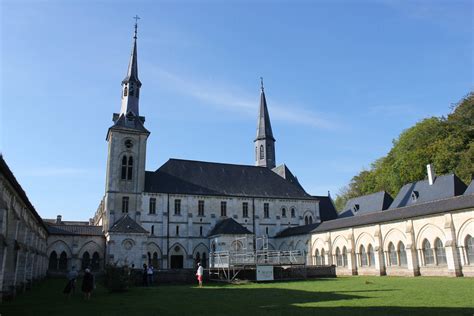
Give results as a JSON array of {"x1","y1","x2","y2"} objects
[
  {"x1": 254, "y1": 78, "x2": 276, "y2": 169},
  {"x1": 120, "y1": 16, "x2": 142, "y2": 116}
]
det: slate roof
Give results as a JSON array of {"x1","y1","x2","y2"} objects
[
  {"x1": 0, "y1": 155, "x2": 48, "y2": 232},
  {"x1": 144, "y1": 159, "x2": 313, "y2": 199},
  {"x1": 255, "y1": 89, "x2": 275, "y2": 141},
  {"x1": 108, "y1": 112, "x2": 149, "y2": 135},
  {"x1": 311, "y1": 194, "x2": 474, "y2": 234},
  {"x1": 338, "y1": 191, "x2": 393, "y2": 218},
  {"x1": 464, "y1": 180, "x2": 474, "y2": 195},
  {"x1": 272, "y1": 164, "x2": 304, "y2": 190},
  {"x1": 389, "y1": 174, "x2": 467, "y2": 209},
  {"x1": 313, "y1": 195, "x2": 338, "y2": 221},
  {"x1": 208, "y1": 218, "x2": 252, "y2": 237},
  {"x1": 47, "y1": 224, "x2": 104, "y2": 236},
  {"x1": 109, "y1": 215, "x2": 148, "y2": 234},
  {"x1": 275, "y1": 223, "x2": 320, "y2": 238}
]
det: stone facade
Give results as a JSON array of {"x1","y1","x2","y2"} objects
[{"x1": 0, "y1": 156, "x2": 48, "y2": 300}]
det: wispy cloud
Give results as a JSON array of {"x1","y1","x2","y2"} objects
[{"x1": 148, "y1": 67, "x2": 338, "y2": 130}]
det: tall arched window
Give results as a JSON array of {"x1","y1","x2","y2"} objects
[
  {"x1": 121, "y1": 156, "x2": 128, "y2": 180},
  {"x1": 342, "y1": 246, "x2": 348, "y2": 267},
  {"x1": 422, "y1": 239, "x2": 434, "y2": 265},
  {"x1": 368, "y1": 244, "x2": 375, "y2": 267},
  {"x1": 59, "y1": 251, "x2": 68, "y2": 270},
  {"x1": 152, "y1": 252, "x2": 159, "y2": 268},
  {"x1": 305, "y1": 216, "x2": 308, "y2": 225},
  {"x1": 309, "y1": 216, "x2": 313, "y2": 224},
  {"x1": 398, "y1": 242, "x2": 407, "y2": 266},
  {"x1": 151, "y1": 225, "x2": 155, "y2": 235},
  {"x1": 466, "y1": 235, "x2": 474, "y2": 264},
  {"x1": 291, "y1": 208, "x2": 295, "y2": 218},
  {"x1": 92, "y1": 252, "x2": 100, "y2": 271},
  {"x1": 48, "y1": 251, "x2": 58, "y2": 270},
  {"x1": 82, "y1": 251, "x2": 90, "y2": 270},
  {"x1": 360, "y1": 245, "x2": 368, "y2": 266},
  {"x1": 315, "y1": 249, "x2": 321, "y2": 265},
  {"x1": 124, "y1": 86, "x2": 128, "y2": 97},
  {"x1": 388, "y1": 242, "x2": 397, "y2": 266},
  {"x1": 259, "y1": 145, "x2": 264, "y2": 160},
  {"x1": 281, "y1": 208, "x2": 286, "y2": 217},
  {"x1": 127, "y1": 156, "x2": 133, "y2": 180},
  {"x1": 195, "y1": 252, "x2": 201, "y2": 266},
  {"x1": 434, "y1": 238, "x2": 447, "y2": 265},
  {"x1": 321, "y1": 249, "x2": 326, "y2": 265},
  {"x1": 336, "y1": 247, "x2": 342, "y2": 266}
]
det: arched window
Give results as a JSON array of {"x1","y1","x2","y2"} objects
[
  {"x1": 202, "y1": 253, "x2": 207, "y2": 268},
  {"x1": 309, "y1": 216, "x2": 313, "y2": 224},
  {"x1": 266, "y1": 227, "x2": 269, "y2": 235},
  {"x1": 152, "y1": 252, "x2": 159, "y2": 268},
  {"x1": 434, "y1": 238, "x2": 447, "y2": 265},
  {"x1": 124, "y1": 86, "x2": 128, "y2": 97},
  {"x1": 259, "y1": 145, "x2": 264, "y2": 160},
  {"x1": 335, "y1": 247, "x2": 342, "y2": 266},
  {"x1": 176, "y1": 225, "x2": 179, "y2": 236},
  {"x1": 360, "y1": 245, "x2": 368, "y2": 266},
  {"x1": 342, "y1": 246, "x2": 348, "y2": 267},
  {"x1": 127, "y1": 156, "x2": 133, "y2": 180},
  {"x1": 422, "y1": 239, "x2": 434, "y2": 265},
  {"x1": 82, "y1": 251, "x2": 90, "y2": 270},
  {"x1": 151, "y1": 225, "x2": 154, "y2": 235},
  {"x1": 291, "y1": 208, "x2": 295, "y2": 218},
  {"x1": 195, "y1": 252, "x2": 201, "y2": 266},
  {"x1": 466, "y1": 235, "x2": 474, "y2": 264},
  {"x1": 92, "y1": 252, "x2": 100, "y2": 271},
  {"x1": 388, "y1": 242, "x2": 397, "y2": 266},
  {"x1": 398, "y1": 242, "x2": 407, "y2": 266},
  {"x1": 304, "y1": 216, "x2": 308, "y2": 225},
  {"x1": 48, "y1": 251, "x2": 58, "y2": 270},
  {"x1": 59, "y1": 251, "x2": 68, "y2": 270},
  {"x1": 315, "y1": 249, "x2": 321, "y2": 265},
  {"x1": 200, "y1": 226, "x2": 203, "y2": 236},
  {"x1": 281, "y1": 208, "x2": 286, "y2": 217},
  {"x1": 121, "y1": 156, "x2": 127, "y2": 180},
  {"x1": 368, "y1": 244, "x2": 375, "y2": 267},
  {"x1": 321, "y1": 249, "x2": 326, "y2": 265}
]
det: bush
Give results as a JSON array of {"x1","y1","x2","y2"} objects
[{"x1": 104, "y1": 264, "x2": 132, "y2": 292}]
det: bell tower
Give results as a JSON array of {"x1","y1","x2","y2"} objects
[{"x1": 254, "y1": 78, "x2": 276, "y2": 169}]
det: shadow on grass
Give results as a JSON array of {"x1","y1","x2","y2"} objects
[{"x1": 1, "y1": 279, "x2": 472, "y2": 316}]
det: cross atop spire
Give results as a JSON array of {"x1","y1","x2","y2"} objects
[
  {"x1": 133, "y1": 15, "x2": 140, "y2": 39},
  {"x1": 260, "y1": 77, "x2": 264, "y2": 91}
]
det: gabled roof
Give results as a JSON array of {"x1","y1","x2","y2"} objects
[
  {"x1": 275, "y1": 223, "x2": 320, "y2": 238},
  {"x1": 208, "y1": 218, "x2": 252, "y2": 237},
  {"x1": 389, "y1": 174, "x2": 467, "y2": 209},
  {"x1": 312, "y1": 194, "x2": 474, "y2": 234},
  {"x1": 109, "y1": 215, "x2": 148, "y2": 234},
  {"x1": 145, "y1": 159, "x2": 313, "y2": 199},
  {"x1": 0, "y1": 155, "x2": 48, "y2": 232},
  {"x1": 314, "y1": 195, "x2": 338, "y2": 221},
  {"x1": 272, "y1": 164, "x2": 303, "y2": 190},
  {"x1": 255, "y1": 88, "x2": 274, "y2": 141},
  {"x1": 339, "y1": 191, "x2": 393, "y2": 218},
  {"x1": 464, "y1": 180, "x2": 474, "y2": 195},
  {"x1": 47, "y1": 224, "x2": 104, "y2": 236}
]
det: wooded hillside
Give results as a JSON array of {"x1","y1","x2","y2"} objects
[{"x1": 334, "y1": 93, "x2": 474, "y2": 211}]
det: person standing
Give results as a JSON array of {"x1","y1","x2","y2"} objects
[
  {"x1": 142, "y1": 263, "x2": 148, "y2": 286},
  {"x1": 147, "y1": 265, "x2": 154, "y2": 286},
  {"x1": 81, "y1": 268, "x2": 95, "y2": 300},
  {"x1": 63, "y1": 266, "x2": 78, "y2": 299},
  {"x1": 196, "y1": 263, "x2": 204, "y2": 288}
]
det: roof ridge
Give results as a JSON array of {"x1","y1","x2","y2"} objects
[{"x1": 166, "y1": 158, "x2": 266, "y2": 169}]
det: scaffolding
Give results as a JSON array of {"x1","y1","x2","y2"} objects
[{"x1": 209, "y1": 236, "x2": 306, "y2": 282}]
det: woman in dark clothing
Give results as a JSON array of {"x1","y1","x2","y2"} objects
[{"x1": 81, "y1": 268, "x2": 94, "y2": 300}]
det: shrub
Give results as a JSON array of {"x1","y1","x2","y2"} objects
[{"x1": 104, "y1": 264, "x2": 131, "y2": 292}]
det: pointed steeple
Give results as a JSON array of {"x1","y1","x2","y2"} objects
[
  {"x1": 255, "y1": 78, "x2": 275, "y2": 142},
  {"x1": 254, "y1": 78, "x2": 276, "y2": 169},
  {"x1": 120, "y1": 16, "x2": 142, "y2": 117}
]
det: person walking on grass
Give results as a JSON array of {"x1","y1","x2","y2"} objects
[
  {"x1": 196, "y1": 262, "x2": 204, "y2": 288},
  {"x1": 63, "y1": 266, "x2": 78, "y2": 299},
  {"x1": 81, "y1": 268, "x2": 95, "y2": 300}
]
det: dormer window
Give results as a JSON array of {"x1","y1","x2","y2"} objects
[
  {"x1": 411, "y1": 191, "x2": 419, "y2": 201},
  {"x1": 353, "y1": 204, "x2": 360, "y2": 212}
]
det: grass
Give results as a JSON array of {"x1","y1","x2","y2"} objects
[{"x1": 1, "y1": 276, "x2": 473, "y2": 316}]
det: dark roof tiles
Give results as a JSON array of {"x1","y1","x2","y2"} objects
[
  {"x1": 340, "y1": 191, "x2": 393, "y2": 218},
  {"x1": 47, "y1": 224, "x2": 104, "y2": 236},
  {"x1": 109, "y1": 215, "x2": 148, "y2": 234},
  {"x1": 208, "y1": 218, "x2": 252, "y2": 236}
]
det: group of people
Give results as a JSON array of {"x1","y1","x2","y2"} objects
[{"x1": 63, "y1": 266, "x2": 95, "y2": 300}]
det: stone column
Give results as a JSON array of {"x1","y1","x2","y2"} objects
[
  {"x1": 405, "y1": 220, "x2": 420, "y2": 276},
  {"x1": 347, "y1": 230, "x2": 357, "y2": 275},
  {"x1": 443, "y1": 214, "x2": 463, "y2": 276},
  {"x1": 374, "y1": 225, "x2": 385, "y2": 275}
]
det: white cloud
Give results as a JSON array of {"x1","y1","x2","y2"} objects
[{"x1": 148, "y1": 67, "x2": 338, "y2": 130}]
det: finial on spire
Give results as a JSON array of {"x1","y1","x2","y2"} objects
[
  {"x1": 133, "y1": 15, "x2": 140, "y2": 39},
  {"x1": 260, "y1": 77, "x2": 264, "y2": 91}
]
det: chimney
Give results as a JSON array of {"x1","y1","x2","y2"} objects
[
  {"x1": 56, "y1": 215, "x2": 62, "y2": 224},
  {"x1": 427, "y1": 164, "x2": 436, "y2": 185}
]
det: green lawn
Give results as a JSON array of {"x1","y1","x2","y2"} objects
[{"x1": 1, "y1": 276, "x2": 473, "y2": 316}]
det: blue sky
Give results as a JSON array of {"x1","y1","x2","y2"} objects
[{"x1": 1, "y1": 0, "x2": 472, "y2": 221}]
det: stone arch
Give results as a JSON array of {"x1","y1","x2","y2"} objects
[
  {"x1": 383, "y1": 228, "x2": 407, "y2": 251},
  {"x1": 311, "y1": 237, "x2": 325, "y2": 251},
  {"x1": 193, "y1": 242, "x2": 209, "y2": 267},
  {"x1": 416, "y1": 223, "x2": 446, "y2": 249},
  {"x1": 78, "y1": 240, "x2": 102, "y2": 258},
  {"x1": 169, "y1": 242, "x2": 188, "y2": 256},
  {"x1": 267, "y1": 242, "x2": 276, "y2": 250},
  {"x1": 332, "y1": 234, "x2": 349, "y2": 254},
  {"x1": 456, "y1": 218, "x2": 474, "y2": 246},
  {"x1": 355, "y1": 232, "x2": 375, "y2": 251},
  {"x1": 146, "y1": 242, "x2": 162, "y2": 268},
  {"x1": 279, "y1": 242, "x2": 288, "y2": 250},
  {"x1": 47, "y1": 240, "x2": 72, "y2": 258},
  {"x1": 295, "y1": 240, "x2": 306, "y2": 252}
]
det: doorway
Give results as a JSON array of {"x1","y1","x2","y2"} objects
[{"x1": 170, "y1": 255, "x2": 183, "y2": 269}]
